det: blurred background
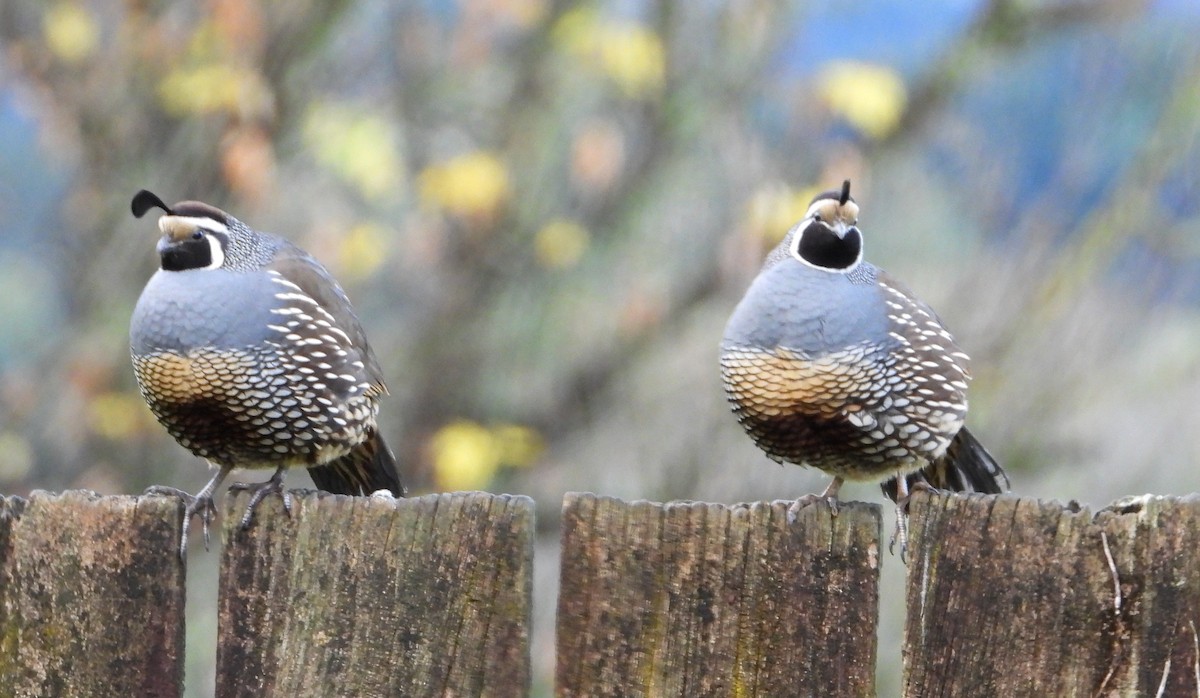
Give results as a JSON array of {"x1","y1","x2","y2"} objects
[{"x1": 2, "y1": 0, "x2": 1199, "y2": 694}]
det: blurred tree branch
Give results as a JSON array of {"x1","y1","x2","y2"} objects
[
  {"x1": 0, "y1": 0, "x2": 1189, "y2": 498},
  {"x1": 883, "y1": 0, "x2": 1149, "y2": 149}
]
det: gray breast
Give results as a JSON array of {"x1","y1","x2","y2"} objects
[
  {"x1": 722, "y1": 258, "x2": 891, "y2": 356},
  {"x1": 131, "y1": 268, "x2": 284, "y2": 355}
]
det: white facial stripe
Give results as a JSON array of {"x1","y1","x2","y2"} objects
[
  {"x1": 788, "y1": 216, "x2": 815, "y2": 259},
  {"x1": 158, "y1": 215, "x2": 230, "y2": 236},
  {"x1": 202, "y1": 234, "x2": 225, "y2": 269}
]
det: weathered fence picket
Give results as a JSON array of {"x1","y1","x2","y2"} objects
[
  {"x1": 0, "y1": 491, "x2": 185, "y2": 698},
  {"x1": 903, "y1": 491, "x2": 1200, "y2": 697},
  {"x1": 554, "y1": 493, "x2": 882, "y2": 697},
  {"x1": 215, "y1": 490, "x2": 534, "y2": 697},
  {"x1": 7, "y1": 487, "x2": 1200, "y2": 696}
]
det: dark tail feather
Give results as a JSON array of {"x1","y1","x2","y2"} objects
[
  {"x1": 881, "y1": 426, "x2": 1008, "y2": 502},
  {"x1": 308, "y1": 430, "x2": 406, "y2": 497}
]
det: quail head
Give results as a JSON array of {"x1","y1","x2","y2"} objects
[
  {"x1": 721, "y1": 181, "x2": 1006, "y2": 542},
  {"x1": 129, "y1": 190, "x2": 405, "y2": 555}
]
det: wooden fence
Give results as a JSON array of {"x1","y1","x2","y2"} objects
[{"x1": 1, "y1": 488, "x2": 1198, "y2": 696}]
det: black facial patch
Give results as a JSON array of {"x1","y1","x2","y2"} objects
[
  {"x1": 159, "y1": 235, "x2": 222, "y2": 271},
  {"x1": 797, "y1": 223, "x2": 861, "y2": 270}
]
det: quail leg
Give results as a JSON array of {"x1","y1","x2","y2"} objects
[
  {"x1": 889, "y1": 476, "x2": 937, "y2": 563},
  {"x1": 146, "y1": 462, "x2": 234, "y2": 558},
  {"x1": 783, "y1": 476, "x2": 844, "y2": 524},
  {"x1": 228, "y1": 465, "x2": 293, "y2": 530}
]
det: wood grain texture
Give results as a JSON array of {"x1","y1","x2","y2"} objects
[
  {"x1": 555, "y1": 493, "x2": 882, "y2": 697},
  {"x1": 904, "y1": 491, "x2": 1200, "y2": 696},
  {"x1": 0, "y1": 490, "x2": 185, "y2": 698},
  {"x1": 216, "y1": 490, "x2": 533, "y2": 697}
]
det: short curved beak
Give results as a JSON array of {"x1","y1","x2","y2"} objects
[{"x1": 831, "y1": 221, "x2": 855, "y2": 239}]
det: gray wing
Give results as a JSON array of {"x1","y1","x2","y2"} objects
[
  {"x1": 874, "y1": 268, "x2": 971, "y2": 425},
  {"x1": 265, "y1": 243, "x2": 388, "y2": 395}
]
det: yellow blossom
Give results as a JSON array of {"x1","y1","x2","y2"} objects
[
  {"x1": 429, "y1": 420, "x2": 544, "y2": 491},
  {"x1": 338, "y1": 223, "x2": 390, "y2": 281},
  {"x1": 534, "y1": 219, "x2": 590, "y2": 269},
  {"x1": 303, "y1": 103, "x2": 405, "y2": 201},
  {"x1": 816, "y1": 61, "x2": 907, "y2": 139},
  {"x1": 554, "y1": 8, "x2": 665, "y2": 97},
  {"x1": 0, "y1": 432, "x2": 33, "y2": 480},
  {"x1": 430, "y1": 420, "x2": 501, "y2": 492},
  {"x1": 598, "y1": 24, "x2": 665, "y2": 96},
  {"x1": 88, "y1": 392, "x2": 150, "y2": 440},
  {"x1": 491, "y1": 423, "x2": 545, "y2": 468},
  {"x1": 43, "y1": 2, "x2": 99, "y2": 63},
  {"x1": 418, "y1": 151, "x2": 511, "y2": 219},
  {"x1": 158, "y1": 64, "x2": 271, "y2": 117},
  {"x1": 746, "y1": 184, "x2": 821, "y2": 243}
]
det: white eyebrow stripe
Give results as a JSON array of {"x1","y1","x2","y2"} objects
[{"x1": 159, "y1": 216, "x2": 229, "y2": 236}]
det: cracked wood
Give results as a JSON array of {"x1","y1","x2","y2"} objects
[
  {"x1": 215, "y1": 490, "x2": 533, "y2": 697},
  {"x1": 904, "y1": 491, "x2": 1200, "y2": 696},
  {"x1": 555, "y1": 493, "x2": 881, "y2": 697},
  {"x1": 0, "y1": 491, "x2": 185, "y2": 698}
]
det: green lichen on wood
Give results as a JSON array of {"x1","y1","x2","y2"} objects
[
  {"x1": 0, "y1": 491, "x2": 184, "y2": 698},
  {"x1": 0, "y1": 495, "x2": 21, "y2": 695},
  {"x1": 216, "y1": 490, "x2": 534, "y2": 697},
  {"x1": 556, "y1": 493, "x2": 881, "y2": 697},
  {"x1": 904, "y1": 491, "x2": 1200, "y2": 697}
]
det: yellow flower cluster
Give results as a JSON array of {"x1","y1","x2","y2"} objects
[
  {"x1": 554, "y1": 8, "x2": 666, "y2": 97},
  {"x1": 429, "y1": 420, "x2": 544, "y2": 492},
  {"x1": 746, "y1": 183, "x2": 821, "y2": 244},
  {"x1": 418, "y1": 151, "x2": 511, "y2": 219},
  {"x1": 535, "y1": 218, "x2": 590, "y2": 269},
  {"x1": 338, "y1": 223, "x2": 391, "y2": 281},
  {"x1": 303, "y1": 103, "x2": 405, "y2": 202},
  {"x1": 43, "y1": 2, "x2": 99, "y2": 64},
  {"x1": 155, "y1": 21, "x2": 272, "y2": 119},
  {"x1": 88, "y1": 392, "x2": 155, "y2": 440},
  {"x1": 158, "y1": 64, "x2": 271, "y2": 117},
  {"x1": 816, "y1": 61, "x2": 908, "y2": 140}
]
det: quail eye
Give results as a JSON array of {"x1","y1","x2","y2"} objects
[
  {"x1": 191, "y1": 230, "x2": 204, "y2": 240},
  {"x1": 812, "y1": 213, "x2": 822, "y2": 222}
]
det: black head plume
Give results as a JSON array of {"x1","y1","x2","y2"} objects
[
  {"x1": 839, "y1": 180, "x2": 851, "y2": 206},
  {"x1": 131, "y1": 190, "x2": 172, "y2": 219}
]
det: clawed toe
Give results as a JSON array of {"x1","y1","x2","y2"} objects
[
  {"x1": 783, "y1": 493, "x2": 840, "y2": 525},
  {"x1": 145, "y1": 485, "x2": 190, "y2": 498},
  {"x1": 891, "y1": 498, "x2": 910, "y2": 560},
  {"x1": 888, "y1": 476, "x2": 939, "y2": 563},
  {"x1": 186, "y1": 495, "x2": 218, "y2": 554},
  {"x1": 896, "y1": 480, "x2": 938, "y2": 513},
  {"x1": 145, "y1": 464, "x2": 234, "y2": 559},
  {"x1": 229, "y1": 467, "x2": 291, "y2": 530},
  {"x1": 146, "y1": 486, "x2": 217, "y2": 558}
]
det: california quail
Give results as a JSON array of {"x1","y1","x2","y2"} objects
[
  {"x1": 129, "y1": 190, "x2": 405, "y2": 554},
  {"x1": 721, "y1": 181, "x2": 1006, "y2": 540}
]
